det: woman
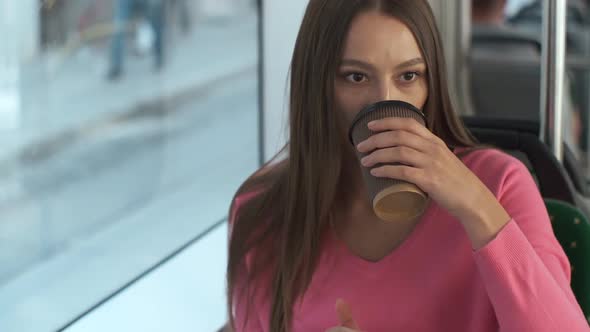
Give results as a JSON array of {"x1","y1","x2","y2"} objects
[{"x1": 227, "y1": 0, "x2": 589, "y2": 331}]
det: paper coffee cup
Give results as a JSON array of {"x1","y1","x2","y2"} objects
[{"x1": 348, "y1": 100, "x2": 429, "y2": 222}]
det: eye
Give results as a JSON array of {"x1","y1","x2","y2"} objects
[
  {"x1": 344, "y1": 72, "x2": 368, "y2": 83},
  {"x1": 399, "y1": 71, "x2": 420, "y2": 83}
]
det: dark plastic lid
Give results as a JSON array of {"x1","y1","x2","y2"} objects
[{"x1": 348, "y1": 100, "x2": 426, "y2": 145}]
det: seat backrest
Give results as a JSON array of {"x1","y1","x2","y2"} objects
[
  {"x1": 469, "y1": 25, "x2": 542, "y2": 122},
  {"x1": 545, "y1": 198, "x2": 590, "y2": 321},
  {"x1": 464, "y1": 117, "x2": 578, "y2": 205}
]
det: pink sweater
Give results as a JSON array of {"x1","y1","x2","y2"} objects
[{"x1": 231, "y1": 149, "x2": 589, "y2": 331}]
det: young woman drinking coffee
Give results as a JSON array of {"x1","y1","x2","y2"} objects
[{"x1": 226, "y1": 1, "x2": 589, "y2": 331}]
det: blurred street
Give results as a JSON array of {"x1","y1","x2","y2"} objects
[{"x1": 0, "y1": 7, "x2": 260, "y2": 332}]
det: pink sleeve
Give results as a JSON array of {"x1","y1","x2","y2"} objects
[
  {"x1": 473, "y1": 158, "x2": 589, "y2": 331},
  {"x1": 229, "y1": 192, "x2": 265, "y2": 332}
]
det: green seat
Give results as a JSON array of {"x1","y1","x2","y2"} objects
[{"x1": 545, "y1": 198, "x2": 590, "y2": 322}]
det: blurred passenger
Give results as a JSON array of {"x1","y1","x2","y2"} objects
[
  {"x1": 472, "y1": 0, "x2": 507, "y2": 26},
  {"x1": 510, "y1": 0, "x2": 590, "y2": 28}
]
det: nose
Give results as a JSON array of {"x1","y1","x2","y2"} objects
[{"x1": 375, "y1": 80, "x2": 402, "y2": 102}]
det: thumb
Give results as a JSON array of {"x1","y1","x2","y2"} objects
[{"x1": 335, "y1": 299, "x2": 361, "y2": 330}]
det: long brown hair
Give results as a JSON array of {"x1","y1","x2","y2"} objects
[{"x1": 227, "y1": 1, "x2": 476, "y2": 331}]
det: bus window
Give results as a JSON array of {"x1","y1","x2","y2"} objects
[
  {"x1": 508, "y1": 0, "x2": 590, "y2": 175},
  {"x1": 0, "y1": 1, "x2": 260, "y2": 331},
  {"x1": 468, "y1": 0, "x2": 590, "y2": 194}
]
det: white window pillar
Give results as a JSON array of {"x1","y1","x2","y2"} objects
[
  {"x1": 0, "y1": 0, "x2": 25, "y2": 130},
  {"x1": 262, "y1": 0, "x2": 306, "y2": 161}
]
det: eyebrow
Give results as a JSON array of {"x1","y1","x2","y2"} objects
[{"x1": 340, "y1": 57, "x2": 425, "y2": 71}]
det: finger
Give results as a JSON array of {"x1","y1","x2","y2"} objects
[
  {"x1": 357, "y1": 129, "x2": 431, "y2": 154},
  {"x1": 336, "y1": 299, "x2": 361, "y2": 330},
  {"x1": 361, "y1": 146, "x2": 428, "y2": 168},
  {"x1": 370, "y1": 165, "x2": 425, "y2": 187},
  {"x1": 367, "y1": 117, "x2": 439, "y2": 142}
]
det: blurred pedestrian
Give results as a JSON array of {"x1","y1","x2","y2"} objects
[{"x1": 107, "y1": 0, "x2": 165, "y2": 80}]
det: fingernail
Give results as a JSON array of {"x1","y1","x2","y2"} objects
[{"x1": 367, "y1": 121, "x2": 376, "y2": 128}]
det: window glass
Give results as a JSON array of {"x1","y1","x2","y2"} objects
[
  {"x1": 468, "y1": 0, "x2": 590, "y2": 190},
  {"x1": 0, "y1": 1, "x2": 260, "y2": 330}
]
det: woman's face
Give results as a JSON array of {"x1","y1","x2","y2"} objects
[{"x1": 334, "y1": 11, "x2": 429, "y2": 127}]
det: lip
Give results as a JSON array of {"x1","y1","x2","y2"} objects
[{"x1": 348, "y1": 100, "x2": 426, "y2": 145}]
